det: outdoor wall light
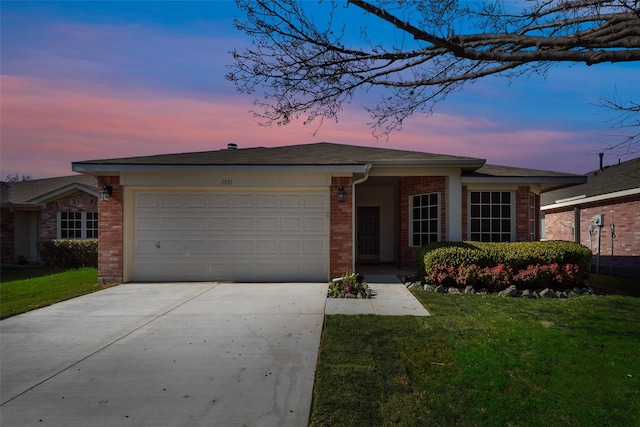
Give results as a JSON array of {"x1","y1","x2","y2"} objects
[
  {"x1": 100, "y1": 185, "x2": 113, "y2": 202},
  {"x1": 337, "y1": 185, "x2": 345, "y2": 202}
]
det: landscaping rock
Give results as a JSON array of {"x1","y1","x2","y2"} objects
[
  {"x1": 464, "y1": 285, "x2": 475, "y2": 295},
  {"x1": 424, "y1": 284, "x2": 436, "y2": 292},
  {"x1": 540, "y1": 288, "x2": 558, "y2": 298},
  {"x1": 499, "y1": 285, "x2": 520, "y2": 297},
  {"x1": 448, "y1": 287, "x2": 461, "y2": 295},
  {"x1": 435, "y1": 285, "x2": 448, "y2": 294}
]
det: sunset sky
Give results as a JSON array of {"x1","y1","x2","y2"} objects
[{"x1": 1, "y1": 1, "x2": 638, "y2": 179}]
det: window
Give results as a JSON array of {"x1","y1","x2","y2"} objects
[
  {"x1": 58, "y1": 212, "x2": 98, "y2": 239},
  {"x1": 469, "y1": 191, "x2": 513, "y2": 242},
  {"x1": 410, "y1": 193, "x2": 439, "y2": 246}
]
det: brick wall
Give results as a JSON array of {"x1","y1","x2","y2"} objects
[
  {"x1": 0, "y1": 208, "x2": 15, "y2": 265},
  {"x1": 515, "y1": 186, "x2": 532, "y2": 242},
  {"x1": 40, "y1": 190, "x2": 98, "y2": 239},
  {"x1": 544, "y1": 195, "x2": 640, "y2": 277},
  {"x1": 398, "y1": 176, "x2": 447, "y2": 269},
  {"x1": 330, "y1": 177, "x2": 353, "y2": 277},
  {"x1": 97, "y1": 176, "x2": 123, "y2": 284}
]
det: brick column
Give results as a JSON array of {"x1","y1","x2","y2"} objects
[
  {"x1": 97, "y1": 176, "x2": 123, "y2": 284},
  {"x1": 516, "y1": 186, "x2": 530, "y2": 241},
  {"x1": 330, "y1": 177, "x2": 353, "y2": 278}
]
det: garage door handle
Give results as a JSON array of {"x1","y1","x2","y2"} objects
[{"x1": 155, "y1": 242, "x2": 160, "y2": 248}]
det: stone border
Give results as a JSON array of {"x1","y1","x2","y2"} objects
[{"x1": 405, "y1": 281, "x2": 595, "y2": 298}]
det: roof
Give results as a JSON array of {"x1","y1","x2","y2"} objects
[
  {"x1": 0, "y1": 175, "x2": 97, "y2": 207},
  {"x1": 541, "y1": 156, "x2": 640, "y2": 208},
  {"x1": 465, "y1": 164, "x2": 587, "y2": 191},
  {"x1": 72, "y1": 142, "x2": 586, "y2": 186},
  {"x1": 73, "y1": 142, "x2": 485, "y2": 167}
]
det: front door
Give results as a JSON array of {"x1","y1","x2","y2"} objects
[{"x1": 357, "y1": 206, "x2": 380, "y2": 263}]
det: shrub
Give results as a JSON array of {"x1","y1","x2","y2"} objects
[
  {"x1": 38, "y1": 239, "x2": 98, "y2": 268},
  {"x1": 420, "y1": 241, "x2": 592, "y2": 284}
]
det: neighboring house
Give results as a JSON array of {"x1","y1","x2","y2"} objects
[
  {"x1": 541, "y1": 156, "x2": 640, "y2": 278},
  {"x1": 0, "y1": 175, "x2": 98, "y2": 265},
  {"x1": 72, "y1": 142, "x2": 585, "y2": 284}
]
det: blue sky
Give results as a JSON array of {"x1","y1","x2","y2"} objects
[{"x1": 1, "y1": 1, "x2": 638, "y2": 178}]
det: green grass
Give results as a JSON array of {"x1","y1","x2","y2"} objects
[
  {"x1": 0, "y1": 267, "x2": 101, "y2": 319},
  {"x1": 310, "y1": 283, "x2": 640, "y2": 426}
]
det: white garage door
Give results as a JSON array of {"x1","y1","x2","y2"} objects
[{"x1": 132, "y1": 190, "x2": 329, "y2": 282}]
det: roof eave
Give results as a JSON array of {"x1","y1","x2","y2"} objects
[
  {"x1": 541, "y1": 187, "x2": 640, "y2": 210},
  {"x1": 72, "y1": 163, "x2": 370, "y2": 174},
  {"x1": 462, "y1": 176, "x2": 587, "y2": 186}
]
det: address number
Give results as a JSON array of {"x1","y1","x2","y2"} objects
[{"x1": 221, "y1": 179, "x2": 233, "y2": 186}]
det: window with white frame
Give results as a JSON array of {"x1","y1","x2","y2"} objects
[
  {"x1": 58, "y1": 212, "x2": 98, "y2": 239},
  {"x1": 410, "y1": 193, "x2": 439, "y2": 246},
  {"x1": 469, "y1": 191, "x2": 514, "y2": 242}
]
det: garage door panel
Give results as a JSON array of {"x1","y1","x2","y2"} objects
[
  {"x1": 233, "y1": 217, "x2": 254, "y2": 231},
  {"x1": 281, "y1": 217, "x2": 301, "y2": 231},
  {"x1": 161, "y1": 194, "x2": 183, "y2": 208},
  {"x1": 256, "y1": 240, "x2": 278, "y2": 254},
  {"x1": 133, "y1": 190, "x2": 328, "y2": 282},
  {"x1": 210, "y1": 217, "x2": 231, "y2": 230},
  {"x1": 208, "y1": 241, "x2": 231, "y2": 254}
]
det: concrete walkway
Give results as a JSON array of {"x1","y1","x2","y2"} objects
[{"x1": 324, "y1": 275, "x2": 431, "y2": 316}]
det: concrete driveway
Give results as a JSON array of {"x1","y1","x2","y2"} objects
[{"x1": 0, "y1": 282, "x2": 327, "y2": 427}]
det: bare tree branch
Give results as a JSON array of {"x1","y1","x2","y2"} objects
[{"x1": 227, "y1": 0, "x2": 640, "y2": 140}]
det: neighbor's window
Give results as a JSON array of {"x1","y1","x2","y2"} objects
[
  {"x1": 469, "y1": 191, "x2": 514, "y2": 242},
  {"x1": 58, "y1": 212, "x2": 98, "y2": 239},
  {"x1": 410, "y1": 193, "x2": 439, "y2": 246}
]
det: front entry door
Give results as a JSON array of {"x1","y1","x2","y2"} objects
[{"x1": 357, "y1": 206, "x2": 380, "y2": 263}]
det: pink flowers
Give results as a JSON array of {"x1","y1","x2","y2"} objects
[{"x1": 427, "y1": 262, "x2": 583, "y2": 291}]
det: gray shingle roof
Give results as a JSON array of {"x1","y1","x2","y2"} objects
[
  {"x1": 541, "y1": 156, "x2": 640, "y2": 206},
  {"x1": 1, "y1": 175, "x2": 97, "y2": 204},
  {"x1": 73, "y1": 142, "x2": 484, "y2": 166}
]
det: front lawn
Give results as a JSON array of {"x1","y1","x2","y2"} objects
[
  {"x1": 0, "y1": 267, "x2": 101, "y2": 319},
  {"x1": 310, "y1": 289, "x2": 640, "y2": 426}
]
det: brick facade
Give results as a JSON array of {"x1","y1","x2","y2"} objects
[
  {"x1": 1, "y1": 208, "x2": 15, "y2": 265},
  {"x1": 40, "y1": 190, "x2": 98, "y2": 240},
  {"x1": 398, "y1": 176, "x2": 447, "y2": 269},
  {"x1": 330, "y1": 177, "x2": 353, "y2": 278},
  {"x1": 544, "y1": 195, "x2": 640, "y2": 277},
  {"x1": 97, "y1": 176, "x2": 123, "y2": 284}
]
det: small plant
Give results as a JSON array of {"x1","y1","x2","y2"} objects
[{"x1": 328, "y1": 271, "x2": 370, "y2": 298}]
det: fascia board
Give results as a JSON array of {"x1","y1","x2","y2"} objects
[
  {"x1": 541, "y1": 187, "x2": 640, "y2": 211},
  {"x1": 462, "y1": 176, "x2": 586, "y2": 185},
  {"x1": 72, "y1": 164, "x2": 368, "y2": 174}
]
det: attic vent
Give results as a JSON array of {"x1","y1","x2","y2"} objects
[{"x1": 227, "y1": 143, "x2": 238, "y2": 150}]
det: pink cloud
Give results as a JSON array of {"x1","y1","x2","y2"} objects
[{"x1": 1, "y1": 75, "x2": 602, "y2": 179}]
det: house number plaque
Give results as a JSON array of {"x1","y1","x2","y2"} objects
[{"x1": 221, "y1": 179, "x2": 232, "y2": 186}]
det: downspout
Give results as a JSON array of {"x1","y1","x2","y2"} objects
[{"x1": 352, "y1": 164, "x2": 372, "y2": 271}]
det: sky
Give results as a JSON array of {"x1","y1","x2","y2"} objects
[{"x1": 1, "y1": 1, "x2": 639, "y2": 179}]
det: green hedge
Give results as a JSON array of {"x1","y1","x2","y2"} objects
[
  {"x1": 418, "y1": 241, "x2": 592, "y2": 282},
  {"x1": 38, "y1": 239, "x2": 98, "y2": 268}
]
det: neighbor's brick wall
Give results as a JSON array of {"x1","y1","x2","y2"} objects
[
  {"x1": 40, "y1": 190, "x2": 98, "y2": 239},
  {"x1": 544, "y1": 195, "x2": 640, "y2": 277},
  {"x1": 97, "y1": 176, "x2": 123, "y2": 284},
  {"x1": 398, "y1": 176, "x2": 447, "y2": 269},
  {"x1": 330, "y1": 177, "x2": 353, "y2": 277},
  {"x1": 1, "y1": 207, "x2": 15, "y2": 266}
]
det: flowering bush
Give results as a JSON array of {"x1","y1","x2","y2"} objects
[
  {"x1": 328, "y1": 271, "x2": 370, "y2": 298},
  {"x1": 427, "y1": 262, "x2": 584, "y2": 291},
  {"x1": 513, "y1": 263, "x2": 582, "y2": 288}
]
